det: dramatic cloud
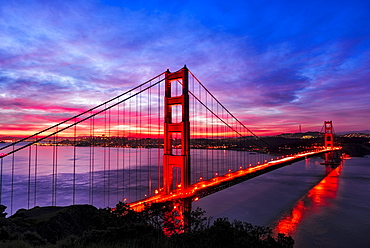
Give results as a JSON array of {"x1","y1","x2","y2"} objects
[{"x1": 0, "y1": 0, "x2": 369, "y2": 137}]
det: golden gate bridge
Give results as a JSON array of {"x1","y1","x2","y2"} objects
[{"x1": 0, "y1": 67, "x2": 340, "y2": 227}]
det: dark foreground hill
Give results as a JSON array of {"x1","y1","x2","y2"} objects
[{"x1": 0, "y1": 202, "x2": 294, "y2": 248}]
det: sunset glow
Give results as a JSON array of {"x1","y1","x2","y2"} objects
[{"x1": 1, "y1": 0, "x2": 369, "y2": 138}]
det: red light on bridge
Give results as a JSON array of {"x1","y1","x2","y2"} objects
[
  {"x1": 128, "y1": 148, "x2": 331, "y2": 221},
  {"x1": 193, "y1": 197, "x2": 199, "y2": 201}
]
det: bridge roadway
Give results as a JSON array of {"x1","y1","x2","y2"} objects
[{"x1": 129, "y1": 147, "x2": 341, "y2": 211}]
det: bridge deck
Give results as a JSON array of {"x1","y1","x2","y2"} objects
[{"x1": 129, "y1": 148, "x2": 341, "y2": 211}]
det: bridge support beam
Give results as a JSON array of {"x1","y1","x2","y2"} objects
[
  {"x1": 164, "y1": 198, "x2": 192, "y2": 235},
  {"x1": 163, "y1": 66, "x2": 190, "y2": 195}
]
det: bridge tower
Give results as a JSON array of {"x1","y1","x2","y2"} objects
[
  {"x1": 324, "y1": 121, "x2": 334, "y2": 149},
  {"x1": 163, "y1": 66, "x2": 190, "y2": 195},
  {"x1": 322, "y1": 120, "x2": 340, "y2": 166}
]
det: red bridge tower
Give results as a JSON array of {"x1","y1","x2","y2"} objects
[
  {"x1": 324, "y1": 121, "x2": 334, "y2": 149},
  {"x1": 163, "y1": 66, "x2": 190, "y2": 194},
  {"x1": 322, "y1": 120, "x2": 341, "y2": 166}
]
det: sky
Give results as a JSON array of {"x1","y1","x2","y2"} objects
[{"x1": 0, "y1": 0, "x2": 369, "y2": 137}]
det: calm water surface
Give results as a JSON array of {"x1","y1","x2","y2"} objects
[
  {"x1": 0, "y1": 143, "x2": 273, "y2": 211},
  {"x1": 194, "y1": 156, "x2": 370, "y2": 248},
  {"x1": 2, "y1": 142, "x2": 370, "y2": 247}
]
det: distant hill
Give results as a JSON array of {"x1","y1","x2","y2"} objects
[{"x1": 336, "y1": 130, "x2": 370, "y2": 135}]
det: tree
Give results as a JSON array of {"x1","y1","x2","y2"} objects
[{"x1": 0, "y1": 205, "x2": 7, "y2": 218}]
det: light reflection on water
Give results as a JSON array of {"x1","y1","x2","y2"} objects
[
  {"x1": 273, "y1": 165, "x2": 341, "y2": 236},
  {"x1": 289, "y1": 157, "x2": 370, "y2": 248},
  {"x1": 195, "y1": 156, "x2": 370, "y2": 248}
]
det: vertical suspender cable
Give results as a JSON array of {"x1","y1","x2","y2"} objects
[
  {"x1": 108, "y1": 108, "x2": 111, "y2": 207},
  {"x1": 122, "y1": 102, "x2": 125, "y2": 200},
  {"x1": 128, "y1": 97, "x2": 131, "y2": 202},
  {"x1": 193, "y1": 76, "x2": 198, "y2": 183},
  {"x1": 34, "y1": 140, "x2": 38, "y2": 207},
  {"x1": 52, "y1": 135, "x2": 55, "y2": 206},
  {"x1": 191, "y1": 76, "x2": 196, "y2": 183},
  {"x1": 235, "y1": 121, "x2": 238, "y2": 171},
  {"x1": 116, "y1": 100, "x2": 120, "y2": 203},
  {"x1": 243, "y1": 131, "x2": 246, "y2": 168},
  {"x1": 139, "y1": 87, "x2": 142, "y2": 198},
  {"x1": 199, "y1": 84, "x2": 203, "y2": 177},
  {"x1": 148, "y1": 83, "x2": 152, "y2": 196},
  {"x1": 223, "y1": 113, "x2": 225, "y2": 173},
  {"x1": 91, "y1": 114, "x2": 95, "y2": 205},
  {"x1": 28, "y1": 145, "x2": 32, "y2": 209},
  {"x1": 73, "y1": 120, "x2": 77, "y2": 205},
  {"x1": 55, "y1": 129, "x2": 58, "y2": 206},
  {"x1": 206, "y1": 90, "x2": 209, "y2": 179},
  {"x1": 11, "y1": 146, "x2": 15, "y2": 214},
  {"x1": 89, "y1": 113, "x2": 92, "y2": 205},
  {"x1": 198, "y1": 81, "x2": 203, "y2": 180},
  {"x1": 212, "y1": 94, "x2": 216, "y2": 174},
  {"x1": 135, "y1": 91, "x2": 138, "y2": 201},
  {"x1": 103, "y1": 104, "x2": 107, "y2": 206},
  {"x1": 89, "y1": 114, "x2": 92, "y2": 205},
  {"x1": 0, "y1": 157, "x2": 2, "y2": 204},
  {"x1": 51, "y1": 130, "x2": 58, "y2": 206},
  {"x1": 157, "y1": 82, "x2": 161, "y2": 191}
]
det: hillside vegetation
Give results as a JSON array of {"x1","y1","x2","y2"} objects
[{"x1": 0, "y1": 202, "x2": 294, "y2": 248}]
